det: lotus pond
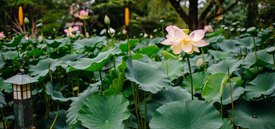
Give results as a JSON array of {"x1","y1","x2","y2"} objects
[{"x1": 0, "y1": 1, "x2": 275, "y2": 129}]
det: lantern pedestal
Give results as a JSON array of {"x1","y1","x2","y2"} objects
[{"x1": 14, "y1": 99, "x2": 32, "y2": 129}]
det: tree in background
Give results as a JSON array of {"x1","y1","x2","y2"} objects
[{"x1": 168, "y1": 0, "x2": 238, "y2": 30}]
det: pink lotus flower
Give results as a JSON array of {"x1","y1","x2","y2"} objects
[
  {"x1": 161, "y1": 25, "x2": 208, "y2": 54},
  {"x1": 64, "y1": 26, "x2": 80, "y2": 37},
  {"x1": 204, "y1": 25, "x2": 214, "y2": 32},
  {"x1": 0, "y1": 32, "x2": 5, "y2": 40},
  {"x1": 78, "y1": 10, "x2": 89, "y2": 20}
]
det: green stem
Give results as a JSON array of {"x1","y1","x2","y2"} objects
[
  {"x1": 272, "y1": 54, "x2": 275, "y2": 68},
  {"x1": 132, "y1": 83, "x2": 143, "y2": 129},
  {"x1": 144, "y1": 98, "x2": 147, "y2": 129},
  {"x1": 43, "y1": 83, "x2": 50, "y2": 118},
  {"x1": 165, "y1": 59, "x2": 169, "y2": 75},
  {"x1": 227, "y1": 68, "x2": 234, "y2": 128},
  {"x1": 220, "y1": 97, "x2": 223, "y2": 118},
  {"x1": 127, "y1": 35, "x2": 131, "y2": 56},
  {"x1": 50, "y1": 105, "x2": 59, "y2": 129},
  {"x1": 201, "y1": 47, "x2": 207, "y2": 71},
  {"x1": 252, "y1": 36, "x2": 258, "y2": 60},
  {"x1": 83, "y1": 20, "x2": 87, "y2": 37},
  {"x1": 186, "y1": 55, "x2": 194, "y2": 100},
  {"x1": 113, "y1": 56, "x2": 117, "y2": 71},
  {"x1": 99, "y1": 70, "x2": 103, "y2": 94}
]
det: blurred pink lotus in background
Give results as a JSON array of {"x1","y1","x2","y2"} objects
[
  {"x1": 64, "y1": 26, "x2": 80, "y2": 38},
  {"x1": 204, "y1": 25, "x2": 214, "y2": 32},
  {"x1": 0, "y1": 32, "x2": 5, "y2": 40}
]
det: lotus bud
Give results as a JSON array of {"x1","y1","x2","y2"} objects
[
  {"x1": 104, "y1": 15, "x2": 110, "y2": 25},
  {"x1": 24, "y1": 17, "x2": 29, "y2": 24},
  {"x1": 18, "y1": 6, "x2": 24, "y2": 26},
  {"x1": 125, "y1": 7, "x2": 130, "y2": 26}
]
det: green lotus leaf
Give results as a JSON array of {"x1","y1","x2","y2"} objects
[
  {"x1": 208, "y1": 50, "x2": 231, "y2": 60},
  {"x1": 0, "y1": 55, "x2": 5, "y2": 69},
  {"x1": 238, "y1": 36, "x2": 254, "y2": 49},
  {"x1": 73, "y1": 36, "x2": 106, "y2": 50},
  {"x1": 219, "y1": 119, "x2": 232, "y2": 129},
  {"x1": 207, "y1": 59, "x2": 241, "y2": 74},
  {"x1": 66, "y1": 82, "x2": 100, "y2": 125},
  {"x1": 4, "y1": 34, "x2": 24, "y2": 47},
  {"x1": 234, "y1": 100, "x2": 275, "y2": 129},
  {"x1": 0, "y1": 92, "x2": 6, "y2": 108},
  {"x1": 119, "y1": 39, "x2": 139, "y2": 52},
  {"x1": 78, "y1": 95, "x2": 129, "y2": 129},
  {"x1": 138, "y1": 45, "x2": 160, "y2": 57},
  {"x1": 153, "y1": 86, "x2": 192, "y2": 104},
  {"x1": 160, "y1": 59, "x2": 183, "y2": 81},
  {"x1": 29, "y1": 58, "x2": 64, "y2": 78},
  {"x1": 0, "y1": 78, "x2": 12, "y2": 93},
  {"x1": 1, "y1": 51, "x2": 19, "y2": 60},
  {"x1": 244, "y1": 72, "x2": 275, "y2": 100},
  {"x1": 67, "y1": 49, "x2": 115, "y2": 72},
  {"x1": 125, "y1": 59, "x2": 171, "y2": 94},
  {"x1": 201, "y1": 73, "x2": 227, "y2": 101},
  {"x1": 46, "y1": 82, "x2": 74, "y2": 102},
  {"x1": 243, "y1": 49, "x2": 273, "y2": 68},
  {"x1": 221, "y1": 78, "x2": 245, "y2": 105},
  {"x1": 217, "y1": 40, "x2": 239, "y2": 53},
  {"x1": 150, "y1": 100, "x2": 223, "y2": 129},
  {"x1": 103, "y1": 71, "x2": 125, "y2": 96},
  {"x1": 183, "y1": 71, "x2": 209, "y2": 92}
]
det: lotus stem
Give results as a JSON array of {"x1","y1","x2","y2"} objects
[
  {"x1": 272, "y1": 53, "x2": 275, "y2": 68},
  {"x1": 227, "y1": 68, "x2": 234, "y2": 128},
  {"x1": 99, "y1": 70, "x2": 103, "y2": 94},
  {"x1": 50, "y1": 105, "x2": 59, "y2": 129},
  {"x1": 165, "y1": 59, "x2": 169, "y2": 75},
  {"x1": 186, "y1": 55, "x2": 194, "y2": 100},
  {"x1": 252, "y1": 36, "x2": 258, "y2": 60},
  {"x1": 132, "y1": 83, "x2": 143, "y2": 128},
  {"x1": 201, "y1": 47, "x2": 207, "y2": 71},
  {"x1": 113, "y1": 56, "x2": 117, "y2": 71},
  {"x1": 220, "y1": 97, "x2": 223, "y2": 118},
  {"x1": 83, "y1": 20, "x2": 87, "y2": 37}
]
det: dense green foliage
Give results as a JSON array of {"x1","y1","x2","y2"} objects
[{"x1": 0, "y1": 24, "x2": 274, "y2": 128}]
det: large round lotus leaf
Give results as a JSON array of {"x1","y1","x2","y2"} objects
[
  {"x1": 207, "y1": 58, "x2": 241, "y2": 74},
  {"x1": 208, "y1": 50, "x2": 231, "y2": 60},
  {"x1": 217, "y1": 40, "x2": 239, "y2": 53},
  {"x1": 219, "y1": 119, "x2": 232, "y2": 129},
  {"x1": 67, "y1": 49, "x2": 115, "y2": 72},
  {"x1": 221, "y1": 84, "x2": 244, "y2": 105},
  {"x1": 66, "y1": 82, "x2": 100, "y2": 125},
  {"x1": 46, "y1": 82, "x2": 74, "y2": 102},
  {"x1": 0, "y1": 56, "x2": 5, "y2": 69},
  {"x1": 138, "y1": 45, "x2": 160, "y2": 57},
  {"x1": 78, "y1": 95, "x2": 129, "y2": 129},
  {"x1": 0, "y1": 92, "x2": 6, "y2": 108},
  {"x1": 73, "y1": 36, "x2": 106, "y2": 50},
  {"x1": 149, "y1": 100, "x2": 223, "y2": 129},
  {"x1": 160, "y1": 59, "x2": 183, "y2": 81},
  {"x1": 183, "y1": 71, "x2": 209, "y2": 92},
  {"x1": 201, "y1": 73, "x2": 226, "y2": 101},
  {"x1": 237, "y1": 36, "x2": 254, "y2": 49},
  {"x1": 125, "y1": 59, "x2": 171, "y2": 94},
  {"x1": 142, "y1": 87, "x2": 192, "y2": 120},
  {"x1": 29, "y1": 58, "x2": 63, "y2": 78},
  {"x1": 244, "y1": 72, "x2": 275, "y2": 100},
  {"x1": 243, "y1": 50, "x2": 273, "y2": 68},
  {"x1": 153, "y1": 86, "x2": 192, "y2": 104},
  {"x1": 234, "y1": 100, "x2": 275, "y2": 129}
]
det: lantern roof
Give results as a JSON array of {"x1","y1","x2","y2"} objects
[{"x1": 4, "y1": 73, "x2": 38, "y2": 85}]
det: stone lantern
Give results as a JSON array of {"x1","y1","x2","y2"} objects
[{"x1": 5, "y1": 73, "x2": 37, "y2": 129}]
